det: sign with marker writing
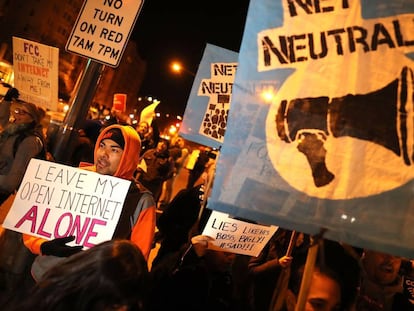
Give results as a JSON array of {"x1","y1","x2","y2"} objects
[
  {"x1": 202, "y1": 210, "x2": 278, "y2": 257},
  {"x1": 13, "y1": 37, "x2": 59, "y2": 111},
  {"x1": 3, "y1": 159, "x2": 131, "y2": 249},
  {"x1": 66, "y1": 0, "x2": 144, "y2": 67}
]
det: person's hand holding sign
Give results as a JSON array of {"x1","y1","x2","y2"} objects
[
  {"x1": 41, "y1": 236, "x2": 83, "y2": 257},
  {"x1": 191, "y1": 235, "x2": 215, "y2": 257}
]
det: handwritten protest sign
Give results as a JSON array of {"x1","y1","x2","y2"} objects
[
  {"x1": 12, "y1": 37, "x2": 59, "y2": 111},
  {"x1": 202, "y1": 210, "x2": 278, "y2": 257},
  {"x1": 3, "y1": 159, "x2": 130, "y2": 249}
]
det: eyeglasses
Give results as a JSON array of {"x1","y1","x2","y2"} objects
[{"x1": 14, "y1": 108, "x2": 31, "y2": 116}]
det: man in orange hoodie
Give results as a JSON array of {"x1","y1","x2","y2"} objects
[{"x1": 23, "y1": 124, "x2": 156, "y2": 262}]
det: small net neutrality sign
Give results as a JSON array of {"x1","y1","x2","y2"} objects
[{"x1": 66, "y1": 0, "x2": 144, "y2": 67}]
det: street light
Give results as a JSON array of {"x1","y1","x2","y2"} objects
[{"x1": 170, "y1": 61, "x2": 195, "y2": 77}]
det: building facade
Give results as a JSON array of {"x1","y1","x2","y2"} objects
[{"x1": 0, "y1": 0, "x2": 146, "y2": 113}]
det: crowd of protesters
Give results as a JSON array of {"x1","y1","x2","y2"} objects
[{"x1": 0, "y1": 87, "x2": 414, "y2": 311}]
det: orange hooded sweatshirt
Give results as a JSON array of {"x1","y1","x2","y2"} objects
[{"x1": 24, "y1": 124, "x2": 156, "y2": 260}]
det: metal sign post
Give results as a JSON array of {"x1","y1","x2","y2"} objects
[
  {"x1": 52, "y1": 59, "x2": 104, "y2": 163},
  {"x1": 52, "y1": 0, "x2": 144, "y2": 162}
]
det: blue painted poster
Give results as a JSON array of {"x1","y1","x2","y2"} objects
[
  {"x1": 180, "y1": 43, "x2": 238, "y2": 149},
  {"x1": 208, "y1": 0, "x2": 414, "y2": 257}
]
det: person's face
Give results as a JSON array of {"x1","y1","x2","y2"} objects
[
  {"x1": 137, "y1": 122, "x2": 148, "y2": 135},
  {"x1": 156, "y1": 141, "x2": 168, "y2": 152},
  {"x1": 305, "y1": 272, "x2": 341, "y2": 311},
  {"x1": 11, "y1": 107, "x2": 34, "y2": 124},
  {"x1": 95, "y1": 139, "x2": 123, "y2": 175},
  {"x1": 175, "y1": 138, "x2": 184, "y2": 148},
  {"x1": 363, "y1": 250, "x2": 402, "y2": 285},
  {"x1": 296, "y1": 232, "x2": 305, "y2": 247}
]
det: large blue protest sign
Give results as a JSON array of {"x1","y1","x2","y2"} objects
[
  {"x1": 180, "y1": 43, "x2": 238, "y2": 149},
  {"x1": 208, "y1": 0, "x2": 414, "y2": 257}
]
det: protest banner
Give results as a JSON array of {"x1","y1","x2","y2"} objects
[
  {"x1": 2, "y1": 159, "x2": 131, "y2": 249},
  {"x1": 12, "y1": 37, "x2": 59, "y2": 111},
  {"x1": 180, "y1": 43, "x2": 238, "y2": 149},
  {"x1": 207, "y1": 1, "x2": 414, "y2": 258},
  {"x1": 202, "y1": 210, "x2": 278, "y2": 257}
]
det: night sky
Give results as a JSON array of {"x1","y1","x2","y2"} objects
[{"x1": 132, "y1": 0, "x2": 250, "y2": 117}]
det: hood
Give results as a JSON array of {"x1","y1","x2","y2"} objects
[{"x1": 93, "y1": 124, "x2": 141, "y2": 180}]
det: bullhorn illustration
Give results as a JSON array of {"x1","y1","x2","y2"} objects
[{"x1": 275, "y1": 66, "x2": 413, "y2": 187}]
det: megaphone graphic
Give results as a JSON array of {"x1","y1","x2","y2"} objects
[{"x1": 276, "y1": 66, "x2": 413, "y2": 187}]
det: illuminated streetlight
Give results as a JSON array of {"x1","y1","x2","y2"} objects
[{"x1": 170, "y1": 61, "x2": 195, "y2": 77}]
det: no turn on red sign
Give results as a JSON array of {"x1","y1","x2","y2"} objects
[{"x1": 66, "y1": 0, "x2": 144, "y2": 67}]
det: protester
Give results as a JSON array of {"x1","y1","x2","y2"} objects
[
  {"x1": 186, "y1": 146, "x2": 215, "y2": 189},
  {"x1": 23, "y1": 124, "x2": 157, "y2": 270},
  {"x1": 136, "y1": 138, "x2": 174, "y2": 204},
  {"x1": 151, "y1": 184, "x2": 204, "y2": 268},
  {"x1": 0, "y1": 88, "x2": 47, "y2": 203},
  {"x1": 284, "y1": 264, "x2": 343, "y2": 311},
  {"x1": 158, "y1": 136, "x2": 190, "y2": 209},
  {"x1": 248, "y1": 229, "x2": 309, "y2": 311},
  {"x1": 0, "y1": 87, "x2": 48, "y2": 304},
  {"x1": 70, "y1": 119, "x2": 102, "y2": 166},
  {"x1": 9, "y1": 239, "x2": 150, "y2": 311},
  {"x1": 149, "y1": 234, "x2": 238, "y2": 311},
  {"x1": 136, "y1": 120, "x2": 158, "y2": 156},
  {"x1": 352, "y1": 249, "x2": 414, "y2": 310}
]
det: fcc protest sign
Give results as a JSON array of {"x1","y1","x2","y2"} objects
[
  {"x1": 12, "y1": 37, "x2": 59, "y2": 111},
  {"x1": 3, "y1": 159, "x2": 131, "y2": 249},
  {"x1": 66, "y1": 0, "x2": 144, "y2": 67}
]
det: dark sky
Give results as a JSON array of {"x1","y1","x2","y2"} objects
[{"x1": 132, "y1": 0, "x2": 250, "y2": 117}]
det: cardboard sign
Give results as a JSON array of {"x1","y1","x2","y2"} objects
[
  {"x1": 3, "y1": 159, "x2": 131, "y2": 249},
  {"x1": 202, "y1": 210, "x2": 278, "y2": 257},
  {"x1": 12, "y1": 37, "x2": 59, "y2": 111},
  {"x1": 113, "y1": 93, "x2": 127, "y2": 112}
]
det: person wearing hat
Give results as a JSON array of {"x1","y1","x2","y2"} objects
[
  {"x1": 0, "y1": 87, "x2": 47, "y2": 203},
  {"x1": 23, "y1": 124, "x2": 157, "y2": 277},
  {"x1": 0, "y1": 87, "x2": 47, "y2": 301}
]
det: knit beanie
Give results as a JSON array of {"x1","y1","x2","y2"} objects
[{"x1": 100, "y1": 128, "x2": 125, "y2": 149}]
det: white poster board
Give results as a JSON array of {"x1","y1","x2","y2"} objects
[
  {"x1": 202, "y1": 210, "x2": 278, "y2": 257},
  {"x1": 12, "y1": 37, "x2": 59, "y2": 111},
  {"x1": 3, "y1": 159, "x2": 131, "y2": 249}
]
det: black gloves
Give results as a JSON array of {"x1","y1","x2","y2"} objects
[
  {"x1": 4, "y1": 87, "x2": 19, "y2": 101},
  {"x1": 40, "y1": 236, "x2": 83, "y2": 257}
]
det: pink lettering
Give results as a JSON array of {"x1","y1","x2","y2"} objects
[
  {"x1": 83, "y1": 219, "x2": 106, "y2": 248},
  {"x1": 14, "y1": 205, "x2": 39, "y2": 233},
  {"x1": 54, "y1": 213, "x2": 73, "y2": 238}
]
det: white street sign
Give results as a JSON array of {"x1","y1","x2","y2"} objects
[{"x1": 66, "y1": 0, "x2": 144, "y2": 67}]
